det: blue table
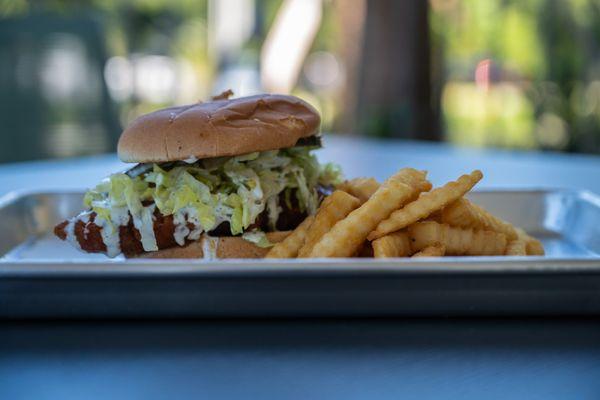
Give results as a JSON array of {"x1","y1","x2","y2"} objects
[
  {"x1": 2, "y1": 319, "x2": 600, "y2": 399},
  {"x1": 1, "y1": 136, "x2": 600, "y2": 399}
]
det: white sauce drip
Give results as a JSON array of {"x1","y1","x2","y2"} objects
[
  {"x1": 94, "y1": 216, "x2": 121, "y2": 258},
  {"x1": 79, "y1": 212, "x2": 91, "y2": 224},
  {"x1": 68, "y1": 204, "x2": 160, "y2": 257},
  {"x1": 201, "y1": 235, "x2": 219, "y2": 260},
  {"x1": 64, "y1": 218, "x2": 82, "y2": 251},
  {"x1": 188, "y1": 226, "x2": 203, "y2": 241},
  {"x1": 188, "y1": 212, "x2": 204, "y2": 241},
  {"x1": 78, "y1": 211, "x2": 92, "y2": 240},
  {"x1": 172, "y1": 206, "x2": 210, "y2": 246},
  {"x1": 266, "y1": 196, "x2": 281, "y2": 231},
  {"x1": 173, "y1": 210, "x2": 190, "y2": 246},
  {"x1": 110, "y1": 206, "x2": 130, "y2": 226},
  {"x1": 70, "y1": 201, "x2": 217, "y2": 257},
  {"x1": 64, "y1": 210, "x2": 96, "y2": 252},
  {"x1": 132, "y1": 204, "x2": 158, "y2": 252},
  {"x1": 95, "y1": 207, "x2": 129, "y2": 257}
]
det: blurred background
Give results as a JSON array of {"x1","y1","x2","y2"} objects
[{"x1": 0, "y1": 0, "x2": 599, "y2": 163}]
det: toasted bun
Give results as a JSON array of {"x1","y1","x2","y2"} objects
[
  {"x1": 118, "y1": 94, "x2": 320, "y2": 163},
  {"x1": 131, "y1": 231, "x2": 291, "y2": 259}
]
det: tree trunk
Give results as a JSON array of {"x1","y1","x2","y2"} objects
[{"x1": 352, "y1": 0, "x2": 439, "y2": 140}]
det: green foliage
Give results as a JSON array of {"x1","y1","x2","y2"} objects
[
  {"x1": 0, "y1": 0, "x2": 28, "y2": 16},
  {"x1": 432, "y1": 0, "x2": 600, "y2": 153}
]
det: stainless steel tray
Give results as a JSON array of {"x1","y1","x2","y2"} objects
[{"x1": 0, "y1": 189, "x2": 599, "y2": 318}]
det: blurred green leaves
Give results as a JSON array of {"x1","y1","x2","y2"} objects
[{"x1": 432, "y1": 0, "x2": 600, "y2": 153}]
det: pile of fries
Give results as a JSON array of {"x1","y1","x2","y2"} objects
[{"x1": 266, "y1": 168, "x2": 544, "y2": 259}]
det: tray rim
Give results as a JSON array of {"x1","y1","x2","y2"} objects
[{"x1": 1, "y1": 257, "x2": 599, "y2": 278}]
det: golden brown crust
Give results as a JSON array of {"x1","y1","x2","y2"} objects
[
  {"x1": 118, "y1": 94, "x2": 320, "y2": 163},
  {"x1": 132, "y1": 231, "x2": 291, "y2": 259}
]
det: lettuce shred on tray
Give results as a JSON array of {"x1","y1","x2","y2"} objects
[
  {"x1": 241, "y1": 230, "x2": 273, "y2": 248},
  {"x1": 83, "y1": 148, "x2": 343, "y2": 242}
]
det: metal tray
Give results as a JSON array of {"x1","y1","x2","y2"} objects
[{"x1": 0, "y1": 189, "x2": 599, "y2": 318}]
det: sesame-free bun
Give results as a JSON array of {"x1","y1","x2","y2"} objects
[
  {"x1": 118, "y1": 93, "x2": 321, "y2": 163},
  {"x1": 132, "y1": 231, "x2": 291, "y2": 259}
]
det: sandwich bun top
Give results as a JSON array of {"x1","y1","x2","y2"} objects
[{"x1": 117, "y1": 93, "x2": 321, "y2": 163}]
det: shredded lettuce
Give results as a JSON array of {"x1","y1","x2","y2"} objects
[
  {"x1": 241, "y1": 230, "x2": 273, "y2": 248},
  {"x1": 319, "y1": 163, "x2": 344, "y2": 187},
  {"x1": 83, "y1": 147, "x2": 343, "y2": 236}
]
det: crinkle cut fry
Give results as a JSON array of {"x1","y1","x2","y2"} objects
[
  {"x1": 372, "y1": 231, "x2": 411, "y2": 258},
  {"x1": 525, "y1": 238, "x2": 545, "y2": 256},
  {"x1": 408, "y1": 221, "x2": 507, "y2": 256},
  {"x1": 506, "y1": 239, "x2": 527, "y2": 256},
  {"x1": 368, "y1": 170, "x2": 483, "y2": 240},
  {"x1": 337, "y1": 177, "x2": 380, "y2": 204},
  {"x1": 412, "y1": 244, "x2": 445, "y2": 258},
  {"x1": 309, "y1": 168, "x2": 431, "y2": 258},
  {"x1": 356, "y1": 241, "x2": 374, "y2": 257},
  {"x1": 516, "y1": 227, "x2": 545, "y2": 256},
  {"x1": 442, "y1": 199, "x2": 544, "y2": 255},
  {"x1": 440, "y1": 198, "x2": 519, "y2": 240},
  {"x1": 298, "y1": 191, "x2": 361, "y2": 257},
  {"x1": 265, "y1": 215, "x2": 314, "y2": 258}
]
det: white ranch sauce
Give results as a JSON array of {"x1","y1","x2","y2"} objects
[
  {"x1": 80, "y1": 212, "x2": 92, "y2": 240},
  {"x1": 110, "y1": 206, "x2": 130, "y2": 226},
  {"x1": 79, "y1": 212, "x2": 91, "y2": 224},
  {"x1": 71, "y1": 202, "x2": 216, "y2": 257},
  {"x1": 132, "y1": 204, "x2": 158, "y2": 252},
  {"x1": 69, "y1": 204, "x2": 159, "y2": 256},
  {"x1": 201, "y1": 235, "x2": 219, "y2": 260},
  {"x1": 172, "y1": 206, "x2": 222, "y2": 246},
  {"x1": 187, "y1": 208, "x2": 204, "y2": 241},
  {"x1": 266, "y1": 196, "x2": 280, "y2": 230},
  {"x1": 173, "y1": 209, "x2": 191, "y2": 246},
  {"x1": 94, "y1": 216, "x2": 121, "y2": 258},
  {"x1": 64, "y1": 219, "x2": 82, "y2": 251}
]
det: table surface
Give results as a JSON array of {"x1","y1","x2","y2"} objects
[
  {"x1": 2, "y1": 318, "x2": 600, "y2": 400},
  {"x1": 2, "y1": 136, "x2": 600, "y2": 399},
  {"x1": 0, "y1": 135, "x2": 599, "y2": 196}
]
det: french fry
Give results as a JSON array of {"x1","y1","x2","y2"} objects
[
  {"x1": 265, "y1": 164, "x2": 544, "y2": 260},
  {"x1": 356, "y1": 241, "x2": 374, "y2": 257},
  {"x1": 297, "y1": 191, "x2": 361, "y2": 257},
  {"x1": 412, "y1": 244, "x2": 446, "y2": 258},
  {"x1": 368, "y1": 170, "x2": 483, "y2": 240},
  {"x1": 309, "y1": 168, "x2": 432, "y2": 258},
  {"x1": 408, "y1": 221, "x2": 507, "y2": 256},
  {"x1": 450, "y1": 201, "x2": 544, "y2": 254},
  {"x1": 426, "y1": 210, "x2": 443, "y2": 222},
  {"x1": 506, "y1": 239, "x2": 527, "y2": 256},
  {"x1": 440, "y1": 198, "x2": 519, "y2": 240},
  {"x1": 337, "y1": 177, "x2": 380, "y2": 203},
  {"x1": 372, "y1": 232, "x2": 411, "y2": 258},
  {"x1": 516, "y1": 228, "x2": 545, "y2": 256},
  {"x1": 525, "y1": 239, "x2": 545, "y2": 256},
  {"x1": 265, "y1": 215, "x2": 314, "y2": 258}
]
